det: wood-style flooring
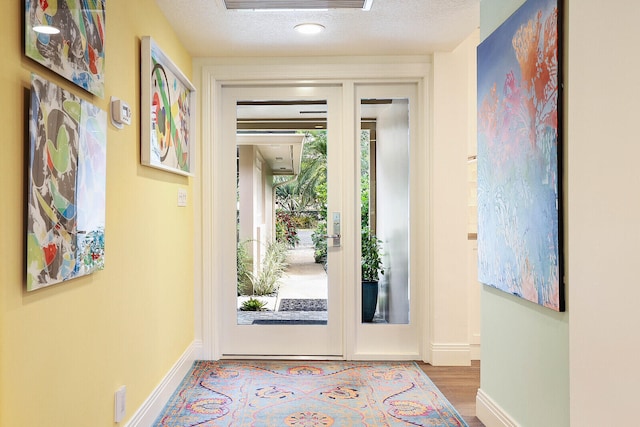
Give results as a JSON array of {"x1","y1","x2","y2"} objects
[{"x1": 417, "y1": 360, "x2": 485, "y2": 427}]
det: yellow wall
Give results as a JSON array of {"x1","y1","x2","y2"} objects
[{"x1": 0, "y1": 1, "x2": 194, "y2": 425}]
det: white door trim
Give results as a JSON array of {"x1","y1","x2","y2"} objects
[{"x1": 195, "y1": 57, "x2": 432, "y2": 361}]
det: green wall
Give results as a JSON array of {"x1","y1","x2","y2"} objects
[{"x1": 479, "y1": 0, "x2": 569, "y2": 425}]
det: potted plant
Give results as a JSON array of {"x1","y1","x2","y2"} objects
[{"x1": 361, "y1": 228, "x2": 384, "y2": 322}]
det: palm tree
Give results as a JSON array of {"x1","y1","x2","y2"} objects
[{"x1": 275, "y1": 131, "x2": 327, "y2": 215}]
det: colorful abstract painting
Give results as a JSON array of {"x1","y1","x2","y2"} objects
[
  {"x1": 477, "y1": 0, "x2": 563, "y2": 311},
  {"x1": 141, "y1": 37, "x2": 195, "y2": 176},
  {"x1": 27, "y1": 74, "x2": 107, "y2": 291},
  {"x1": 25, "y1": 0, "x2": 106, "y2": 98}
]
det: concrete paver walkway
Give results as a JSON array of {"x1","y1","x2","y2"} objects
[{"x1": 237, "y1": 229, "x2": 328, "y2": 325}]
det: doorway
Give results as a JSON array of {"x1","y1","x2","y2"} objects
[
  {"x1": 199, "y1": 65, "x2": 428, "y2": 360},
  {"x1": 220, "y1": 85, "x2": 344, "y2": 357}
]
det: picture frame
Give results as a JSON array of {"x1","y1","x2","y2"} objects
[
  {"x1": 477, "y1": 0, "x2": 564, "y2": 311},
  {"x1": 25, "y1": 0, "x2": 106, "y2": 98},
  {"x1": 27, "y1": 73, "x2": 107, "y2": 291},
  {"x1": 141, "y1": 36, "x2": 196, "y2": 176}
]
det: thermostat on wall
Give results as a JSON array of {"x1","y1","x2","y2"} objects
[{"x1": 110, "y1": 96, "x2": 132, "y2": 129}]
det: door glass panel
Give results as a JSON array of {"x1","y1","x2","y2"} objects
[
  {"x1": 360, "y1": 99, "x2": 410, "y2": 324},
  {"x1": 235, "y1": 100, "x2": 329, "y2": 326}
]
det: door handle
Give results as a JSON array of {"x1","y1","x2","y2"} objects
[
  {"x1": 329, "y1": 212, "x2": 341, "y2": 246},
  {"x1": 322, "y1": 234, "x2": 341, "y2": 239}
]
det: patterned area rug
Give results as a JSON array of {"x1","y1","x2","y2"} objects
[{"x1": 155, "y1": 360, "x2": 468, "y2": 427}]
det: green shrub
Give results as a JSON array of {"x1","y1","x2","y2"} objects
[
  {"x1": 361, "y1": 228, "x2": 384, "y2": 282},
  {"x1": 240, "y1": 297, "x2": 268, "y2": 311},
  {"x1": 291, "y1": 214, "x2": 317, "y2": 229},
  {"x1": 236, "y1": 240, "x2": 253, "y2": 296},
  {"x1": 276, "y1": 212, "x2": 299, "y2": 247},
  {"x1": 250, "y1": 241, "x2": 288, "y2": 296},
  {"x1": 311, "y1": 220, "x2": 327, "y2": 266}
]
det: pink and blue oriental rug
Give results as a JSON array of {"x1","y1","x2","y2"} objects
[{"x1": 154, "y1": 360, "x2": 468, "y2": 426}]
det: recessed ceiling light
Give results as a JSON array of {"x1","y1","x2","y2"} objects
[
  {"x1": 294, "y1": 23, "x2": 325, "y2": 35},
  {"x1": 32, "y1": 25, "x2": 60, "y2": 35}
]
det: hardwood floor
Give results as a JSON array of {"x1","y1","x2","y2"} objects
[{"x1": 417, "y1": 360, "x2": 485, "y2": 427}]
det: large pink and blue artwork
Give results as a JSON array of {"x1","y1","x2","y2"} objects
[
  {"x1": 27, "y1": 74, "x2": 107, "y2": 291},
  {"x1": 477, "y1": 0, "x2": 564, "y2": 311},
  {"x1": 25, "y1": 0, "x2": 106, "y2": 98}
]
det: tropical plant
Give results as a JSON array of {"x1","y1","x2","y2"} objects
[
  {"x1": 236, "y1": 240, "x2": 253, "y2": 295},
  {"x1": 291, "y1": 214, "x2": 316, "y2": 229},
  {"x1": 240, "y1": 297, "x2": 268, "y2": 311},
  {"x1": 250, "y1": 240, "x2": 288, "y2": 296},
  {"x1": 311, "y1": 220, "x2": 327, "y2": 265},
  {"x1": 275, "y1": 211, "x2": 299, "y2": 247},
  {"x1": 361, "y1": 228, "x2": 384, "y2": 282},
  {"x1": 275, "y1": 131, "x2": 327, "y2": 215},
  {"x1": 360, "y1": 129, "x2": 371, "y2": 229}
]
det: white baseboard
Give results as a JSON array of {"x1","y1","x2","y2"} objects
[
  {"x1": 125, "y1": 340, "x2": 203, "y2": 426},
  {"x1": 476, "y1": 388, "x2": 519, "y2": 427},
  {"x1": 428, "y1": 343, "x2": 471, "y2": 366},
  {"x1": 470, "y1": 343, "x2": 481, "y2": 360},
  {"x1": 470, "y1": 333, "x2": 481, "y2": 360}
]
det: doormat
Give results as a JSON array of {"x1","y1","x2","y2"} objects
[
  {"x1": 154, "y1": 360, "x2": 469, "y2": 426},
  {"x1": 279, "y1": 298, "x2": 327, "y2": 311},
  {"x1": 252, "y1": 319, "x2": 327, "y2": 325}
]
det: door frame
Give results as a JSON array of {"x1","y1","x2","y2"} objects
[
  {"x1": 220, "y1": 84, "x2": 345, "y2": 357},
  {"x1": 195, "y1": 57, "x2": 431, "y2": 360}
]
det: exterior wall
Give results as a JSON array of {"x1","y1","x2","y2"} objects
[
  {"x1": 238, "y1": 145, "x2": 274, "y2": 273},
  {"x1": 238, "y1": 145, "x2": 255, "y2": 243},
  {"x1": 0, "y1": 1, "x2": 195, "y2": 425}
]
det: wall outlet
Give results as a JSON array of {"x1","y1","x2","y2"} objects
[
  {"x1": 177, "y1": 188, "x2": 187, "y2": 207},
  {"x1": 114, "y1": 385, "x2": 126, "y2": 423}
]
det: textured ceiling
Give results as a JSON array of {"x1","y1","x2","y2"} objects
[
  {"x1": 154, "y1": 0, "x2": 480, "y2": 57},
  {"x1": 222, "y1": 0, "x2": 370, "y2": 9}
]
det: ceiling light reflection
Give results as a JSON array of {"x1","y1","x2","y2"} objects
[{"x1": 33, "y1": 25, "x2": 61, "y2": 35}]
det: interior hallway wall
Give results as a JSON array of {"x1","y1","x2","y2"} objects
[
  {"x1": 0, "y1": 1, "x2": 195, "y2": 425},
  {"x1": 431, "y1": 29, "x2": 481, "y2": 365},
  {"x1": 477, "y1": 0, "x2": 568, "y2": 425},
  {"x1": 567, "y1": 0, "x2": 640, "y2": 425}
]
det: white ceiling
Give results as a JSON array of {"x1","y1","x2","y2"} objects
[
  {"x1": 237, "y1": 134, "x2": 305, "y2": 175},
  {"x1": 155, "y1": 0, "x2": 480, "y2": 57}
]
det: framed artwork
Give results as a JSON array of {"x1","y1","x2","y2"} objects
[
  {"x1": 25, "y1": 0, "x2": 106, "y2": 98},
  {"x1": 141, "y1": 36, "x2": 196, "y2": 176},
  {"x1": 27, "y1": 73, "x2": 107, "y2": 291},
  {"x1": 477, "y1": 0, "x2": 564, "y2": 311}
]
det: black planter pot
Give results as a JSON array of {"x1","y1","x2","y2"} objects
[{"x1": 362, "y1": 280, "x2": 379, "y2": 322}]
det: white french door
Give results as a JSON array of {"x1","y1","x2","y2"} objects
[
  {"x1": 219, "y1": 85, "x2": 345, "y2": 357},
  {"x1": 205, "y1": 74, "x2": 426, "y2": 360}
]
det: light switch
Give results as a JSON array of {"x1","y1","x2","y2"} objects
[
  {"x1": 114, "y1": 385, "x2": 126, "y2": 423},
  {"x1": 177, "y1": 188, "x2": 187, "y2": 207}
]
